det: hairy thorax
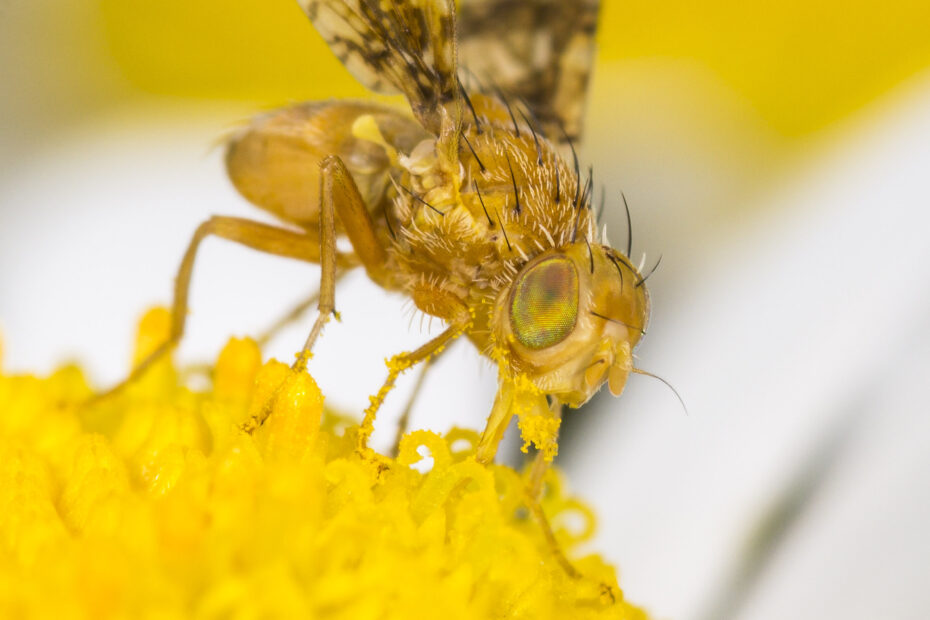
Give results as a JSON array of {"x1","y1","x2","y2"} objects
[{"x1": 383, "y1": 96, "x2": 592, "y2": 356}]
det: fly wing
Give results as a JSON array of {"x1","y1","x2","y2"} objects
[
  {"x1": 297, "y1": 0, "x2": 459, "y2": 134},
  {"x1": 457, "y1": 0, "x2": 600, "y2": 144}
]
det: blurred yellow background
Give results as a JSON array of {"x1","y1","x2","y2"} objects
[
  {"x1": 101, "y1": 0, "x2": 930, "y2": 136},
  {"x1": 5, "y1": 0, "x2": 929, "y2": 242},
  {"x1": 4, "y1": 1, "x2": 930, "y2": 139}
]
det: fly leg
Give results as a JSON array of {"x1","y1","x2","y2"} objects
[
  {"x1": 476, "y1": 389, "x2": 614, "y2": 599},
  {"x1": 360, "y1": 278, "x2": 472, "y2": 459},
  {"x1": 390, "y1": 355, "x2": 435, "y2": 456},
  {"x1": 292, "y1": 155, "x2": 387, "y2": 373},
  {"x1": 90, "y1": 216, "x2": 330, "y2": 403},
  {"x1": 475, "y1": 376, "x2": 552, "y2": 465},
  {"x1": 526, "y1": 491, "x2": 618, "y2": 603},
  {"x1": 180, "y1": 272, "x2": 353, "y2": 383},
  {"x1": 475, "y1": 383, "x2": 516, "y2": 465},
  {"x1": 357, "y1": 323, "x2": 464, "y2": 459},
  {"x1": 527, "y1": 398, "x2": 564, "y2": 499},
  {"x1": 523, "y1": 400, "x2": 617, "y2": 603},
  {"x1": 253, "y1": 271, "x2": 351, "y2": 349},
  {"x1": 242, "y1": 155, "x2": 389, "y2": 433},
  {"x1": 523, "y1": 488, "x2": 583, "y2": 578}
]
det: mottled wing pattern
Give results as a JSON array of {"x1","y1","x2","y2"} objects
[
  {"x1": 457, "y1": 0, "x2": 600, "y2": 143},
  {"x1": 297, "y1": 0, "x2": 459, "y2": 133}
]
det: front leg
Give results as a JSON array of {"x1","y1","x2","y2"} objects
[
  {"x1": 390, "y1": 356, "x2": 435, "y2": 456},
  {"x1": 527, "y1": 397, "x2": 564, "y2": 499},
  {"x1": 474, "y1": 376, "x2": 553, "y2": 465},
  {"x1": 357, "y1": 322, "x2": 466, "y2": 458}
]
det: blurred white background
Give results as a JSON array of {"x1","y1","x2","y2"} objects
[{"x1": 2, "y1": 2, "x2": 930, "y2": 619}]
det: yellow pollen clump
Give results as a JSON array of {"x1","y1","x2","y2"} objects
[{"x1": 0, "y1": 308, "x2": 649, "y2": 619}]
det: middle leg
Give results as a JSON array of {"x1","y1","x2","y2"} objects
[
  {"x1": 254, "y1": 271, "x2": 351, "y2": 349},
  {"x1": 242, "y1": 154, "x2": 389, "y2": 433},
  {"x1": 293, "y1": 154, "x2": 388, "y2": 373}
]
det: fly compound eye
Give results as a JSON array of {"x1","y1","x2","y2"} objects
[{"x1": 510, "y1": 257, "x2": 579, "y2": 349}]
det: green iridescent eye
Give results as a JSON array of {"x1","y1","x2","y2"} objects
[{"x1": 510, "y1": 257, "x2": 579, "y2": 349}]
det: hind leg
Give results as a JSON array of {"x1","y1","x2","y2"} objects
[{"x1": 91, "y1": 216, "x2": 335, "y2": 402}]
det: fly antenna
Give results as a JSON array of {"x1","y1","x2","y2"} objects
[{"x1": 632, "y1": 368, "x2": 688, "y2": 415}]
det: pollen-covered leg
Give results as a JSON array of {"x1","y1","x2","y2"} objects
[
  {"x1": 527, "y1": 398, "x2": 563, "y2": 499},
  {"x1": 475, "y1": 376, "x2": 554, "y2": 465},
  {"x1": 390, "y1": 355, "x2": 435, "y2": 456},
  {"x1": 89, "y1": 216, "x2": 325, "y2": 404},
  {"x1": 357, "y1": 323, "x2": 464, "y2": 459},
  {"x1": 518, "y1": 399, "x2": 616, "y2": 602},
  {"x1": 475, "y1": 381, "x2": 516, "y2": 465},
  {"x1": 475, "y1": 385, "x2": 613, "y2": 595},
  {"x1": 359, "y1": 283, "x2": 471, "y2": 458}
]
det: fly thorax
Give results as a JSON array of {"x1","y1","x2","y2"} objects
[
  {"x1": 399, "y1": 138, "x2": 462, "y2": 208},
  {"x1": 399, "y1": 138, "x2": 437, "y2": 176}
]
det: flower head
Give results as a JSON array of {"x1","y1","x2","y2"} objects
[{"x1": 0, "y1": 308, "x2": 648, "y2": 619}]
